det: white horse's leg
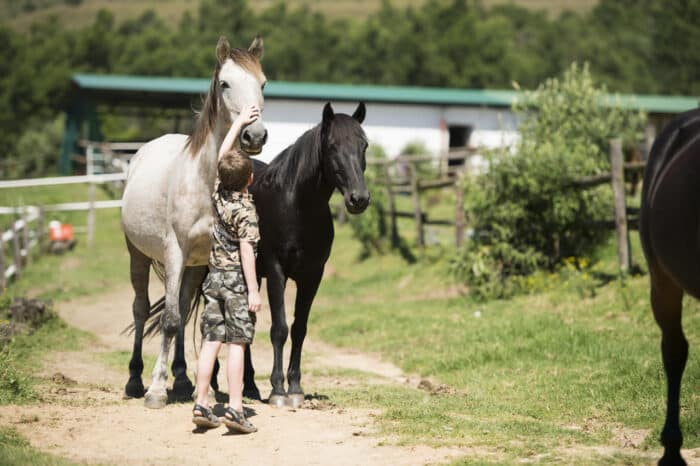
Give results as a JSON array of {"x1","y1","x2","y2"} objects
[{"x1": 144, "y1": 240, "x2": 186, "y2": 409}]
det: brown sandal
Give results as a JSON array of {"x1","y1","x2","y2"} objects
[{"x1": 192, "y1": 403, "x2": 221, "y2": 429}]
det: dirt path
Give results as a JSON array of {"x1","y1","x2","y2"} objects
[{"x1": 0, "y1": 283, "x2": 462, "y2": 466}]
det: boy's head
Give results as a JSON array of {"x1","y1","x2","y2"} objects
[{"x1": 218, "y1": 150, "x2": 253, "y2": 191}]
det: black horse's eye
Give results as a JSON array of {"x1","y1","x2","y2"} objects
[{"x1": 220, "y1": 81, "x2": 230, "y2": 89}]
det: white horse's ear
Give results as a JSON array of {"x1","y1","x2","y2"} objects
[
  {"x1": 248, "y1": 35, "x2": 264, "y2": 60},
  {"x1": 352, "y1": 102, "x2": 366, "y2": 123},
  {"x1": 216, "y1": 36, "x2": 231, "y2": 64}
]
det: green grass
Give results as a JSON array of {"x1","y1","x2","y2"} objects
[
  {"x1": 0, "y1": 427, "x2": 80, "y2": 466},
  {"x1": 0, "y1": 314, "x2": 93, "y2": 405},
  {"x1": 1, "y1": 183, "x2": 129, "y2": 301},
  {"x1": 307, "y1": 225, "x2": 699, "y2": 464}
]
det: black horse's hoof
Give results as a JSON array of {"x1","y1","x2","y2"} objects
[
  {"x1": 288, "y1": 393, "x2": 305, "y2": 408},
  {"x1": 268, "y1": 394, "x2": 288, "y2": 408},
  {"x1": 171, "y1": 377, "x2": 195, "y2": 402},
  {"x1": 124, "y1": 377, "x2": 145, "y2": 399},
  {"x1": 243, "y1": 384, "x2": 262, "y2": 401},
  {"x1": 658, "y1": 452, "x2": 686, "y2": 466}
]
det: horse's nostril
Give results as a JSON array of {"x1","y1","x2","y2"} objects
[
  {"x1": 262, "y1": 129, "x2": 268, "y2": 145},
  {"x1": 241, "y1": 131, "x2": 252, "y2": 144}
]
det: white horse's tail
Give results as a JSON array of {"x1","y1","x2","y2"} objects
[{"x1": 121, "y1": 264, "x2": 206, "y2": 341}]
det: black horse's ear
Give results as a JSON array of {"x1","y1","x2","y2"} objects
[
  {"x1": 216, "y1": 36, "x2": 231, "y2": 64},
  {"x1": 352, "y1": 102, "x2": 366, "y2": 123},
  {"x1": 248, "y1": 35, "x2": 264, "y2": 60},
  {"x1": 322, "y1": 102, "x2": 334, "y2": 133}
]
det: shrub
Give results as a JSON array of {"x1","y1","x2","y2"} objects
[{"x1": 452, "y1": 63, "x2": 646, "y2": 300}]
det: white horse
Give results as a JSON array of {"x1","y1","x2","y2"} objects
[{"x1": 121, "y1": 36, "x2": 267, "y2": 408}]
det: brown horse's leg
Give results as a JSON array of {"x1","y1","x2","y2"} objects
[
  {"x1": 170, "y1": 265, "x2": 207, "y2": 401},
  {"x1": 650, "y1": 267, "x2": 688, "y2": 466},
  {"x1": 125, "y1": 236, "x2": 150, "y2": 398}
]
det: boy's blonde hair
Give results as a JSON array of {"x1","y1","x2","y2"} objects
[{"x1": 218, "y1": 150, "x2": 253, "y2": 191}]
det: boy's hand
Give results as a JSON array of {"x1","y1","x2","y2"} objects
[
  {"x1": 236, "y1": 104, "x2": 260, "y2": 127},
  {"x1": 248, "y1": 290, "x2": 262, "y2": 313}
]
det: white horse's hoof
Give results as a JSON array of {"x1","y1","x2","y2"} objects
[
  {"x1": 144, "y1": 391, "x2": 167, "y2": 409},
  {"x1": 268, "y1": 394, "x2": 288, "y2": 408},
  {"x1": 288, "y1": 393, "x2": 305, "y2": 408}
]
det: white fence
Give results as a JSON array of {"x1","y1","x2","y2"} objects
[{"x1": 0, "y1": 208, "x2": 43, "y2": 291}]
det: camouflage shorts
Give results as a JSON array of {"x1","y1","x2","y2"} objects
[{"x1": 201, "y1": 269, "x2": 256, "y2": 345}]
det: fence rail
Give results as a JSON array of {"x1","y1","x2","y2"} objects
[
  {"x1": 369, "y1": 149, "x2": 477, "y2": 249},
  {"x1": 0, "y1": 208, "x2": 44, "y2": 291}
]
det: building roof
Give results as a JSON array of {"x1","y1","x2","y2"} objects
[{"x1": 72, "y1": 73, "x2": 699, "y2": 114}]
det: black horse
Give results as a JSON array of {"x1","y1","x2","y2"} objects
[
  {"x1": 230, "y1": 102, "x2": 369, "y2": 406},
  {"x1": 640, "y1": 107, "x2": 700, "y2": 466}
]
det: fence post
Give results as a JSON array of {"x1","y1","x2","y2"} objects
[
  {"x1": 610, "y1": 138, "x2": 630, "y2": 274},
  {"x1": 37, "y1": 207, "x2": 45, "y2": 253},
  {"x1": 87, "y1": 181, "x2": 96, "y2": 247},
  {"x1": 409, "y1": 163, "x2": 424, "y2": 248},
  {"x1": 383, "y1": 163, "x2": 399, "y2": 248},
  {"x1": 21, "y1": 210, "x2": 30, "y2": 267},
  {"x1": 0, "y1": 232, "x2": 5, "y2": 292},
  {"x1": 454, "y1": 170, "x2": 466, "y2": 248},
  {"x1": 12, "y1": 220, "x2": 22, "y2": 278}
]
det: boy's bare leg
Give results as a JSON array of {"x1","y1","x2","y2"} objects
[
  {"x1": 227, "y1": 343, "x2": 246, "y2": 411},
  {"x1": 194, "y1": 340, "x2": 222, "y2": 411}
]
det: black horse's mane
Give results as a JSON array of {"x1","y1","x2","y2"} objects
[{"x1": 258, "y1": 115, "x2": 366, "y2": 192}]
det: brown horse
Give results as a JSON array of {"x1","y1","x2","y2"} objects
[{"x1": 639, "y1": 107, "x2": 700, "y2": 466}]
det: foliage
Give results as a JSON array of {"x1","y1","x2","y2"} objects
[
  {"x1": 0, "y1": 0, "x2": 697, "y2": 178},
  {"x1": 452, "y1": 64, "x2": 646, "y2": 300}
]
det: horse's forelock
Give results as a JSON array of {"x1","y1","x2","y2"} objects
[{"x1": 229, "y1": 48, "x2": 265, "y2": 83}]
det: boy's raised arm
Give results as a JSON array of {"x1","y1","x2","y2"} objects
[{"x1": 218, "y1": 105, "x2": 261, "y2": 161}]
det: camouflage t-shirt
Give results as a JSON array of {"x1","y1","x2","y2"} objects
[{"x1": 209, "y1": 180, "x2": 260, "y2": 271}]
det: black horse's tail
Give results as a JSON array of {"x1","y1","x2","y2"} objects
[{"x1": 121, "y1": 262, "x2": 207, "y2": 340}]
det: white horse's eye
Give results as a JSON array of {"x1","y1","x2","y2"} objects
[{"x1": 220, "y1": 81, "x2": 229, "y2": 89}]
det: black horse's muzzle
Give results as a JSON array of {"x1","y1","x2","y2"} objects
[{"x1": 345, "y1": 190, "x2": 370, "y2": 214}]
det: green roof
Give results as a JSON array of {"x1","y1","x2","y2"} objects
[{"x1": 72, "y1": 73, "x2": 699, "y2": 114}]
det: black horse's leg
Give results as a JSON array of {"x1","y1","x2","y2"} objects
[
  {"x1": 125, "y1": 237, "x2": 150, "y2": 398},
  {"x1": 267, "y1": 263, "x2": 289, "y2": 407},
  {"x1": 243, "y1": 344, "x2": 260, "y2": 399},
  {"x1": 287, "y1": 267, "x2": 323, "y2": 408},
  {"x1": 171, "y1": 265, "x2": 207, "y2": 401},
  {"x1": 243, "y1": 275, "x2": 263, "y2": 399},
  {"x1": 650, "y1": 267, "x2": 688, "y2": 466}
]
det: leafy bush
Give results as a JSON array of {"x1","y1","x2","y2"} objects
[{"x1": 452, "y1": 63, "x2": 646, "y2": 300}]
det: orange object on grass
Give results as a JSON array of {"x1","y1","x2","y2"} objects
[{"x1": 49, "y1": 222, "x2": 74, "y2": 242}]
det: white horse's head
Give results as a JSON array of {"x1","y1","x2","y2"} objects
[{"x1": 215, "y1": 36, "x2": 268, "y2": 155}]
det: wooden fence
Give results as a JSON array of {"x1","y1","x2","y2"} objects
[
  {"x1": 0, "y1": 208, "x2": 44, "y2": 292},
  {"x1": 368, "y1": 136, "x2": 652, "y2": 275},
  {"x1": 572, "y1": 138, "x2": 648, "y2": 274},
  {"x1": 368, "y1": 148, "x2": 475, "y2": 249}
]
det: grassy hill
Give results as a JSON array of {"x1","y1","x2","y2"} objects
[{"x1": 1, "y1": 0, "x2": 599, "y2": 31}]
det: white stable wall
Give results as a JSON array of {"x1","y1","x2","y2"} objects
[{"x1": 254, "y1": 99, "x2": 520, "y2": 163}]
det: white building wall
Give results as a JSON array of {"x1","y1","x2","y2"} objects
[{"x1": 255, "y1": 98, "x2": 520, "y2": 164}]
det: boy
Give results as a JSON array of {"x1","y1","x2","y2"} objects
[{"x1": 192, "y1": 105, "x2": 262, "y2": 433}]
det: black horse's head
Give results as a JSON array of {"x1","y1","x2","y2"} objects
[{"x1": 320, "y1": 102, "x2": 370, "y2": 214}]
